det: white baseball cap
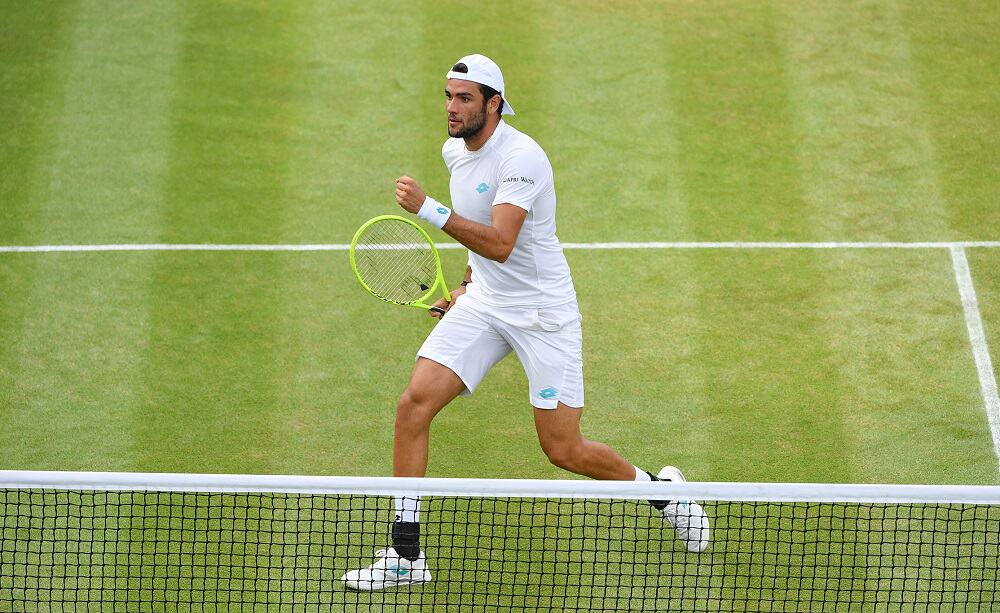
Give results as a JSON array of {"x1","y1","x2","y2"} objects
[{"x1": 446, "y1": 54, "x2": 516, "y2": 116}]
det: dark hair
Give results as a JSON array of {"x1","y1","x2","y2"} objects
[{"x1": 451, "y1": 62, "x2": 505, "y2": 116}]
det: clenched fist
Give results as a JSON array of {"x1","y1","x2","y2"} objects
[{"x1": 395, "y1": 176, "x2": 426, "y2": 214}]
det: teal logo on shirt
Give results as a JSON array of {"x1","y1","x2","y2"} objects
[
  {"x1": 539, "y1": 387, "x2": 558, "y2": 400},
  {"x1": 476, "y1": 182, "x2": 489, "y2": 193}
]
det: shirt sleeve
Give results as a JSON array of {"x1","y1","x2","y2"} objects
[
  {"x1": 493, "y1": 146, "x2": 550, "y2": 212},
  {"x1": 441, "y1": 139, "x2": 455, "y2": 171}
]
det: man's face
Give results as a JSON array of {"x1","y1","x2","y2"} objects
[{"x1": 445, "y1": 79, "x2": 491, "y2": 139}]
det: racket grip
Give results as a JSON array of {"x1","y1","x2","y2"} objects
[{"x1": 430, "y1": 306, "x2": 447, "y2": 318}]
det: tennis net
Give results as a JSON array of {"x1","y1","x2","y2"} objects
[{"x1": 1, "y1": 471, "x2": 997, "y2": 611}]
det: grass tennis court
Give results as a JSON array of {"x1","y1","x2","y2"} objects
[
  {"x1": 1, "y1": 0, "x2": 999, "y2": 609},
  {"x1": 1, "y1": 246, "x2": 996, "y2": 483}
]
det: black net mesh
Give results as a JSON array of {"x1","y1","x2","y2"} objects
[{"x1": 1, "y1": 489, "x2": 998, "y2": 611}]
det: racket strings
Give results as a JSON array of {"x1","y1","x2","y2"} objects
[{"x1": 353, "y1": 220, "x2": 438, "y2": 304}]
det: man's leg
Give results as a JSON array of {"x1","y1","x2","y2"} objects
[
  {"x1": 343, "y1": 295, "x2": 514, "y2": 590},
  {"x1": 532, "y1": 402, "x2": 710, "y2": 553},
  {"x1": 392, "y1": 357, "x2": 467, "y2": 560},
  {"x1": 532, "y1": 402, "x2": 635, "y2": 480},
  {"x1": 342, "y1": 358, "x2": 466, "y2": 591},
  {"x1": 393, "y1": 357, "x2": 468, "y2": 477}
]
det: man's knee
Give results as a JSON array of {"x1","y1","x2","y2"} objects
[
  {"x1": 540, "y1": 438, "x2": 580, "y2": 472},
  {"x1": 395, "y1": 388, "x2": 437, "y2": 433}
]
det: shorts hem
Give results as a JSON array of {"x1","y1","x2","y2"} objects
[
  {"x1": 531, "y1": 399, "x2": 584, "y2": 410},
  {"x1": 415, "y1": 353, "x2": 475, "y2": 396}
]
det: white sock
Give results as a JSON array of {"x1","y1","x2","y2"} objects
[
  {"x1": 394, "y1": 495, "x2": 421, "y2": 524},
  {"x1": 633, "y1": 466, "x2": 652, "y2": 481}
]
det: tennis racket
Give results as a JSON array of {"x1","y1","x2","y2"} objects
[{"x1": 349, "y1": 215, "x2": 451, "y2": 316}]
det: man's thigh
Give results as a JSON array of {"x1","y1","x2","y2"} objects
[{"x1": 416, "y1": 296, "x2": 511, "y2": 396}]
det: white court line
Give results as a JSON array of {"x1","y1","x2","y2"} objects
[
  {"x1": 2, "y1": 241, "x2": 1000, "y2": 253},
  {"x1": 951, "y1": 246, "x2": 1000, "y2": 469}
]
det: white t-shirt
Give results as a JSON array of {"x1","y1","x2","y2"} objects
[{"x1": 442, "y1": 120, "x2": 576, "y2": 308}]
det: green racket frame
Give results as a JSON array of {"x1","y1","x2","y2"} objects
[{"x1": 349, "y1": 215, "x2": 451, "y2": 315}]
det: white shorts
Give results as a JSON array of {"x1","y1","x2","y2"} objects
[{"x1": 416, "y1": 293, "x2": 584, "y2": 409}]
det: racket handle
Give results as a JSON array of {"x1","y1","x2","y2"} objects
[{"x1": 430, "y1": 306, "x2": 447, "y2": 318}]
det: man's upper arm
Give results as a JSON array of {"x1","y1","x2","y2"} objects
[
  {"x1": 493, "y1": 146, "x2": 549, "y2": 213},
  {"x1": 491, "y1": 203, "x2": 527, "y2": 250}
]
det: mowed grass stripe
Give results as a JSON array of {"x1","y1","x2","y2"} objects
[
  {"x1": 30, "y1": 1, "x2": 184, "y2": 244},
  {"x1": 2, "y1": 1, "x2": 996, "y2": 245},
  {"x1": 776, "y1": 4, "x2": 995, "y2": 481},
  {"x1": 0, "y1": 253, "x2": 161, "y2": 470},
  {"x1": 656, "y1": 1, "x2": 805, "y2": 243},
  {"x1": 0, "y1": 1, "x2": 75, "y2": 245},
  {"x1": 637, "y1": 2, "x2": 827, "y2": 478},
  {"x1": 530, "y1": 4, "x2": 691, "y2": 242},
  {"x1": 582, "y1": 249, "x2": 997, "y2": 485},
  {"x1": 0, "y1": 3, "x2": 184, "y2": 470},
  {"x1": 155, "y1": 2, "x2": 305, "y2": 246},
  {"x1": 534, "y1": 3, "x2": 718, "y2": 472},
  {"x1": 134, "y1": 2, "x2": 310, "y2": 473},
  {"x1": 0, "y1": 2, "x2": 75, "y2": 432},
  {"x1": 902, "y1": 1, "x2": 1000, "y2": 240},
  {"x1": 816, "y1": 250, "x2": 997, "y2": 483},
  {"x1": 133, "y1": 253, "x2": 347, "y2": 474},
  {"x1": 780, "y1": 0, "x2": 949, "y2": 242},
  {"x1": 284, "y1": 0, "x2": 438, "y2": 243},
  {"x1": 265, "y1": 1, "x2": 430, "y2": 473},
  {"x1": 710, "y1": 249, "x2": 854, "y2": 482},
  {"x1": 965, "y1": 250, "x2": 1000, "y2": 469}
]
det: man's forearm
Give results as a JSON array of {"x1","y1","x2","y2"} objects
[
  {"x1": 441, "y1": 213, "x2": 513, "y2": 263},
  {"x1": 394, "y1": 176, "x2": 522, "y2": 262}
]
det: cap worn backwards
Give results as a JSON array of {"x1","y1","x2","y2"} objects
[{"x1": 445, "y1": 54, "x2": 516, "y2": 116}]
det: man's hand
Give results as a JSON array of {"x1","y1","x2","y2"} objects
[
  {"x1": 429, "y1": 286, "x2": 466, "y2": 319},
  {"x1": 395, "y1": 176, "x2": 426, "y2": 214}
]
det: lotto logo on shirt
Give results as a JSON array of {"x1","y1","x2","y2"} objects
[{"x1": 475, "y1": 182, "x2": 489, "y2": 193}]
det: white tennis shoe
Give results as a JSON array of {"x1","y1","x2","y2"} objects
[
  {"x1": 657, "y1": 466, "x2": 711, "y2": 553},
  {"x1": 341, "y1": 547, "x2": 432, "y2": 591}
]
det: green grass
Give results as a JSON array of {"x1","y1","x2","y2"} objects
[
  {"x1": 1, "y1": 0, "x2": 999, "y2": 610},
  {"x1": 972, "y1": 250, "x2": 1000, "y2": 430}
]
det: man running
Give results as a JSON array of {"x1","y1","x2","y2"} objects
[{"x1": 342, "y1": 54, "x2": 709, "y2": 591}]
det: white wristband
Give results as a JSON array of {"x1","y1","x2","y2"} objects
[{"x1": 417, "y1": 196, "x2": 452, "y2": 230}]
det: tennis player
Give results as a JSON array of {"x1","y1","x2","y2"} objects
[{"x1": 342, "y1": 54, "x2": 709, "y2": 591}]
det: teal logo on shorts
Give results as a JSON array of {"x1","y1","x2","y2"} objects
[
  {"x1": 476, "y1": 182, "x2": 489, "y2": 193},
  {"x1": 539, "y1": 387, "x2": 558, "y2": 400}
]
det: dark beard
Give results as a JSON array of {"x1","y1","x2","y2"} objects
[{"x1": 449, "y1": 106, "x2": 488, "y2": 139}]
